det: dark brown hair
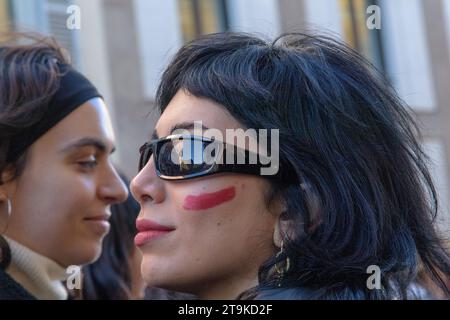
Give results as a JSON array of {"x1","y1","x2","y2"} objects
[{"x1": 0, "y1": 32, "x2": 70, "y2": 182}]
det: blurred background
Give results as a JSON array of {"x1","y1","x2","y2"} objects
[{"x1": 0, "y1": 0, "x2": 449, "y2": 234}]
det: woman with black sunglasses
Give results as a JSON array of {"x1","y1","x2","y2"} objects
[
  {"x1": 0, "y1": 34, "x2": 128, "y2": 299},
  {"x1": 131, "y1": 32, "x2": 450, "y2": 299}
]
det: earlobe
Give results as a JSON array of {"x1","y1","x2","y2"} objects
[
  {"x1": 273, "y1": 220, "x2": 282, "y2": 248},
  {"x1": 269, "y1": 193, "x2": 287, "y2": 248},
  {"x1": 273, "y1": 215, "x2": 290, "y2": 248}
]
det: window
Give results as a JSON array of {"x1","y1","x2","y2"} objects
[
  {"x1": 178, "y1": 0, "x2": 229, "y2": 42},
  {"x1": 339, "y1": 0, "x2": 385, "y2": 71},
  {"x1": 44, "y1": 0, "x2": 80, "y2": 68},
  {"x1": 0, "y1": 0, "x2": 12, "y2": 33},
  {"x1": 8, "y1": 0, "x2": 80, "y2": 67},
  {"x1": 304, "y1": 0, "x2": 435, "y2": 111}
]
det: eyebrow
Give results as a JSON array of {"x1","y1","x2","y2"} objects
[
  {"x1": 152, "y1": 122, "x2": 210, "y2": 140},
  {"x1": 60, "y1": 137, "x2": 116, "y2": 154}
]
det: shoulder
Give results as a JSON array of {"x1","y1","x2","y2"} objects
[{"x1": 0, "y1": 268, "x2": 36, "y2": 300}]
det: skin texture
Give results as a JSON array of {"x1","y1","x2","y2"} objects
[
  {"x1": 131, "y1": 90, "x2": 281, "y2": 299},
  {"x1": 129, "y1": 248, "x2": 146, "y2": 299},
  {"x1": 0, "y1": 98, "x2": 128, "y2": 267}
]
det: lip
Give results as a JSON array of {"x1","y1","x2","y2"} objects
[
  {"x1": 84, "y1": 215, "x2": 110, "y2": 235},
  {"x1": 84, "y1": 214, "x2": 110, "y2": 221},
  {"x1": 135, "y1": 219, "x2": 175, "y2": 247}
]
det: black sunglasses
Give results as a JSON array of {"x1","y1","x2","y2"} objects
[{"x1": 138, "y1": 134, "x2": 283, "y2": 181}]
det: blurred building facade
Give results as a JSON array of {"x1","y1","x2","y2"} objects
[{"x1": 1, "y1": 0, "x2": 449, "y2": 232}]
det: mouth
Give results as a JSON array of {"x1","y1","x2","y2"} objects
[
  {"x1": 85, "y1": 214, "x2": 110, "y2": 221},
  {"x1": 84, "y1": 214, "x2": 111, "y2": 235},
  {"x1": 134, "y1": 219, "x2": 175, "y2": 247}
]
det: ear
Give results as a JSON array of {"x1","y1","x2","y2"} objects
[
  {"x1": 273, "y1": 217, "x2": 291, "y2": 248},
  {"x1": 272, "y1": 192, "x2": 287, "y2": 248},
  {"x1": 272, "y1": 182, "x2": 322, "y2": 248},
  {"x1": 269, "y1": 193, "x2": 287, "y2": 248},
  {"x1": 273, "y1": 219, "x2": 282, "y2": 248},
  {"x1": 1, "y1": 164, "x2": 16, "y2": 184},
  {"x1": 300, "y1": 182, "x2": 322, "y2": 232}
]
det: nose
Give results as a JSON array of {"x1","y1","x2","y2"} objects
[
  {"x1": 130, "y1": 155, "x2": 165, "y2": 205},
  {"x1": 98, "y1": 164, "x2": 129, "y2": 204}
]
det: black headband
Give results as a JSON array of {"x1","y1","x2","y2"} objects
[{"x1": 6, "y1": 64, "x2": 102, "y2": 162}]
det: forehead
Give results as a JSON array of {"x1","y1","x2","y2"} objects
[
  {"x1": 156, "y1": 90, "x2": 243, "y2": 137},
  {"x1": 32, "y1": 98, "x2": 115, "y2": 151}
]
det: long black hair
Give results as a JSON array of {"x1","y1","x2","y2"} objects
[{"x1": 155, "y1": 32, "x2": 450, "y2": 299}]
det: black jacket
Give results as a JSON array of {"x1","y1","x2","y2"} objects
[{"x1": 0, "y1": 267, "x2": 36, "y2": 300}]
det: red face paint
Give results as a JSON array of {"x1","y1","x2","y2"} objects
[{"x1": 182, "y1": 186, "x2": 236, "y2": 211}]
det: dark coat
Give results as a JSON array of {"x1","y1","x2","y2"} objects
[{"x1": 0, "y1": 267, "x2": 36, "y2": 300}]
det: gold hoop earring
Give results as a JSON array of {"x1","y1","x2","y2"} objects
[{"x1": 274, "y1": 240, "x2": 290, "y2": 287}]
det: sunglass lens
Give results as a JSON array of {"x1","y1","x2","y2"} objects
[
  {"x1": 157, "y1": 137, "x2": 217, "y2": 177},
  {"x1": 138, "y1": 143, "x2": 152, "y2": 171}
]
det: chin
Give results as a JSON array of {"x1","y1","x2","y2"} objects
[
  {"x1": 141, "y1": 256, "x2": 168, "y2": 287},
  {"x1": 68, "y1": 241, "x2": 103, "y2": 266},
  {"x1": 140, "y1": 257, "x2": 194, "y2": 293}
]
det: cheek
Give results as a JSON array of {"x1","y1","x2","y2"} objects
[
  {"x1": 175, "y1": 181, "x2": 269, "y2": 247},
  {"x1": 16, "y1": 168, "x2": 96, "y2": 223},
  {"x1": 182, "y1": 186, "x2": 236, "y2": 211},
  {"x1": 171, "y1": 178, "x2": 270, "y2": 239}
]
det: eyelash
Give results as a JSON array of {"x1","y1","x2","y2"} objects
[{"x1": 78, "y1": 160, "x2": 98, "y2": 169}]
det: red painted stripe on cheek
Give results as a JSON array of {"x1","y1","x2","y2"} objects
[{"x1": 182, "y1": 186, "x2": 236, "y2": 211}]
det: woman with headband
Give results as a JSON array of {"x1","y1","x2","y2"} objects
[{"x1": 0, "y1": 34, "x2": 128, "y2": 299}]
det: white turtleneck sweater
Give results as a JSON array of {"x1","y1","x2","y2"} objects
[{"x1": 4, "y1": 236, "x2": 69, "y2": 300}]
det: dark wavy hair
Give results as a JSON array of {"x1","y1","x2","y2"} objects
[
  {"x1": 155, "y1": 32, "x2": 450, "y2": 299},
  {"x1": 0, "y1": 32, "x2": 69, "y2": 182}
]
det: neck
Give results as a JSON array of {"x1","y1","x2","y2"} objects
[
  {"x1": 195, "y1": 272, "x2": 259, "y2": 300},
  {"x1": 4, "y1": 236, "x2": 69, "y2": 300}
]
